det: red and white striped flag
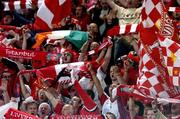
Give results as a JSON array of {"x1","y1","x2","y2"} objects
[
  {"x1": 168, "y1": 7, "x2": 180, "y2": 12},
  {"x1": 158, "y1": 35, "x2": 180, "y2": 86},
  {"x1": 3, "y1": 0, "x2": 43, "y2": 11},
  {"x1": 34, "y1": 0, "x2": 71, "y2": 31},
  {"x1": 107, "y1": 24, "x2": 139, "y2": 36}
]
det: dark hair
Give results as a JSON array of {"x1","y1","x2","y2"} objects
[
  {"x1": 135, "y1": 101, "x2": 144, "y2": 116},
  {"x1": 0, "y1": 2, "x2": 5, "y2": 20}
]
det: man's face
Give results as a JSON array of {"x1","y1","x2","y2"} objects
[
  {"x1": 87, "y1": 23, "x2": 98, "y2": 34},
  {"x1": 38, "y1": 89, "x2": 47, "y2": 102},
  {"x1": 62, "y1": 52, "x2": 72, "y2": 63},
  {"x1": 62, "y1": 104, "x2": 74, "y2": 116},
  {"x1": 38, "y1": 103, "x2": 51, "y2": 118},
  {"x1": 2, "y1": 72, "x2": 12, "y2": 80},
  {"x1": 3, "y1": 15, "x2": 13, "y2": 25},
  {"x1": 76, "y1": 6, "x2": 83, "y2": 18},
  {"x1": 90, "y1": 42, "x2": 99, "y2": 50},
  {"x1": 100, "y1": 2, "x2": 109, "y2": 10},
  {"x1": 110, "y1": 66, "x2": 119, "y2": 81},
  {"x1": 27, "y1": 103, "x2": 38, "y2": 115},
  {"x1": 146, "y1": 110, "x2": 156, "y2": 119},
  {"x1": 71, "y1": 96, "x2": 81, "y2": 108}
]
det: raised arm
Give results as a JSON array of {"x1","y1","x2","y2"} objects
[
  {"x1": 70, "y1": 68, "x2": 98, "y2": 112},
  {"x1": 101, "y1": 0, "x2": 118, "y2": 12},
  {"x1": 0, "y1": 79, "x2": 10, "y2": 104},
  {"x1": 99, "y1": 43, "x2": 113, "y2": 73},
  {"x1": 73, "y1": 80, "x2": 98, "y2": 112},
  {"x1": 43, "y1": 88, "x2": 62, "y2": 110},
  {"x1": 87, "y1": 63, "x2": 104, "y2": 98},
  {"x1": 128, "y1": 97, "x2": 137, "y2": 119},
  {"x1": 125, "y1": 34, "x2": 139, "y2": 55},
  {"x1": 19, "y1": 75, "x2": 31, "y2": 99}
]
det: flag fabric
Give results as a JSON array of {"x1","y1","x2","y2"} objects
[
  {"x1": 107, "y1": 0, "x2": 180, "y2": 101},
  {"x1": 134, "y1": 0, "x2": 180, "y2": 99},
  {"x1": 0, "y1": 100, "x2": 18, "y2": 119},
  {"x1": 141, "y1": 0, "x2": 163, "y2": 28},
  {"x1": 107, "y1": 24, "x2": 139, "y2": 36},
  {"x1": 137, "y1": 27, "x2": 180, "y2": 99},
  {"x1": 5, "y1": 108, "x2": 40, "y2": 119},
  {"x1": 3, "y1": 0, "x2": 43, "y2": 11},
  {"x1": 3, "y1": 0, "x2": 179, "y2": 13},
  {"x1": 158, "y1": 35, "x2": 180, "y2": 86},
  {"x1": 168, "y1": 7, "x2": 180, "y2": 12},
  {"x1": 86, "y1": 0, "x2": 96, "y2": 12},
  {"x1": 141, "y1": 0, "x2": 178, "y2": 42},
  {"x1": 157, "y1": 8, "x2": 179, "y2": 43},
  {"x1": 51, "y1": 114, "x2": 103, "y2": 119},
  {"x1": 33, "y1": 0, "x2": 71, "y2": 31},
  {"x1": 37, "y1": 62, "x2": 85, "y2": 83},
  {"x1": 32, "y1": 30, "x2": 88, "y2": 50}
]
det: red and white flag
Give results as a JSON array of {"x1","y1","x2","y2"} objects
[
  {"x1": 3, "y1": 0, "x2": 43, "y2": 11},
  {"x1": 37, "y1": 62, "x2": 85, "y2": 84},
  {"x1": 107, "y1": 24, "x2": 139, "y2": 36},
  {"x1": 141, "y1": 0, "x2": 163, "y2": 28},
  {"x1": 158, "y1": 35, "x2": 180, "y2": 86},
  {"x1": 168, "y1": 7, "x2": 180, "y2": 12},
  {"x1": 136, "y1": 0, "x2": 180, "y2": 99},
  {"x1": 34, "y1": 0, "x2": 71, "y2": 31}
]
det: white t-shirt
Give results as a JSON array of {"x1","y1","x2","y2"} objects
[
  {"x1": 102, "y1": 99, "x2": 120, "y2": 119},
  {"x1": 115, "y1": 4, "x2": 142, "y2": 25}
]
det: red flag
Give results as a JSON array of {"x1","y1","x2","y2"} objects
[
  {"x1": 33, "y1": 0, "x2": 71, "y2": 31},
  {"x1": 5, "y1": 108, "x2": 40, "y2": 119}
]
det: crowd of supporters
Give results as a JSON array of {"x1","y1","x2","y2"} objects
[{"x1": 0, "y1": 0, "x2": 180, "y2": 119}]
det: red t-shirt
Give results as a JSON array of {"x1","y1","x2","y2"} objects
[
  {"x1": 71, "y1": 15, "x2": 90, "y2": 31},
  {"x1": 120, "y1": 67, "x2": 139, "y2": 85}
]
